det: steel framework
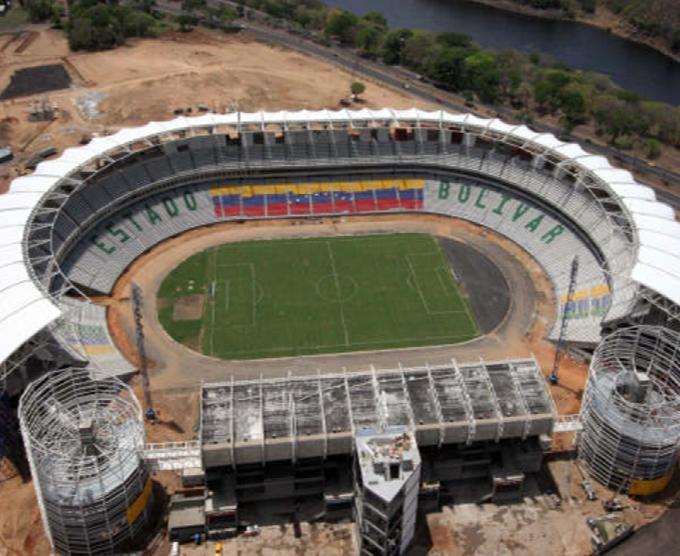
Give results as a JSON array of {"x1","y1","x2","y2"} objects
[
  {"x1": 19, "y1": 368, "x2": 153, "y2": 555},
  {"x1": 578, "y1": 326, "x2": 680, "y2": 495},
  {"x1": 201, "y1": 358, "x2": 556, "y2": 468}
]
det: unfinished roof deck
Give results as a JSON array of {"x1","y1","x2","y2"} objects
[{"x1": 201, "y1": 358, "x2": 556, "y2": 467}]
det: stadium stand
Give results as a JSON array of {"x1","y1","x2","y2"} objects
[
  {"x1": 56, "y1": 297, "x2": 135, "y2": 376},
  {"x1": 2, "y1": 109, "x2": 680, "y2": 382}
]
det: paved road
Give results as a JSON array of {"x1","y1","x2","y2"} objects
[{"x1": 153, "y1": 2, "x2": 680, "y2": 209}]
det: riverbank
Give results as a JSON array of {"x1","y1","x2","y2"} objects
[{"x1": 465, "y1": 0, "x2": 680, "y2": 64}]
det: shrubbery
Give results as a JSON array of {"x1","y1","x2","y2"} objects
[{"x1": 65, "y1": 0, "x2": 158, "y2": 51}]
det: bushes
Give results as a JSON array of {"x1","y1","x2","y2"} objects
[
  {"x1": 21, "y1": 0, "x2": 55, "y2": 23},
  {"x1": 66, "y1": 0, "x2": 159, "y2": 51}
]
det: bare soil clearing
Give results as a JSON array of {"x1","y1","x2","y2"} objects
[
  {"x1": 0, "y1": 26, "x2": 426, "y2": 174},
  {"x1": 172, "y1": 294, "x2": 205, "y2": 321}
]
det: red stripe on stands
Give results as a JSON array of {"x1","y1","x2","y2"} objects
[
  {"x1": 267, "y1": 204, "x2": 289, "y2": 216},
  {"x1": 333, "y1": 201, "x2": 353, "y2": 213},
  {"x1": 223, "y1": 206, "x2": 242, "y2": 217},
  {"x1": 291, "y1": 205, "x2": 311, "y2": 215},
  {"x1": 312, "y1": 202, "x2": 333, "y2": 214},
  {"x1": 244, "y1": 206, "x2": 266, "y2": 217},
  {"x1": 377, "y1": 199, "x2": 400, "y2": 210},
  {"x1": 214, "y1": 205, "x2": 223, "y2": 217},
  {"x1": 356, "y1": 200, "x2": 377, "y2": 212}
]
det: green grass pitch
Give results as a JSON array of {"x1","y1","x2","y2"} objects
[{"x1": 157, "y1": 233, "x2": 479, "y2": 359}]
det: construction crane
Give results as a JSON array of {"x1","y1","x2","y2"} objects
[
  {"x1": 549, "y1": 256, "x2": 579, "y2": 385},
  {"x1": 131, "y1": 282, "x2": 156, "y2": 421}
]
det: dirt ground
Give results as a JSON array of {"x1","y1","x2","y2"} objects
[
  {"x1": 0, "y1": 475, "x2": 51, "y2": 556},
  {"x1": 0, "y1": 25, "x2": 428, "y2": 175}
]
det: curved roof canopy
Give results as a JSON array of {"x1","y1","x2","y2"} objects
[{"x1": 2, "y1": 108, "x2": 679, "y2": 364}]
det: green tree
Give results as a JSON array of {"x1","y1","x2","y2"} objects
[
  {"x1": 592, "y1": 95, "x2": 647, "y2": 142},
  {"x1": 495, "y1": 50, "x2": 523, "y2": 100},
  {"x1": 641, "y1": 101, "x2": 680, "y2": 146},
  {"x1": 560, "y1": 84, "x2": 589, "y2": 126},
  {"x1": 463, "y1": 51, "x2": 501, "y2": 103},
  {"x1": 181, "y1": 0, "x2": 206, "y2": 13},
  {"x1": 644, "y1": 138, "x2": 662, "y2": 159},
  {"x1": 324, "y1": 10, "x2": 359, "y2": 45},
  {"x1": 176, "y1": 13, "x2": 197, "y2": 32},
  {"x1": 351, "y1": 81, "x2": 366, "y2": 98},
  {"x1": 400, "y1": 31, "x2": 436, "y2": 72},
  {"x1": 532, "y1": 68, "x2": 574, "y2": 113},
  {"x1": 429, "y1": 45, "x2": 473, "y2": 90},
  {"x1": 355, "y1": 23, "x2": 383, "y2": 58},
  {"x1": 380, "y1": 28, "x2": 413, "y2": 65},
  {"x1": 23, "y1": 0, "x2": 55, "y2": 22},
  {"x1": 362, "y1": 11, "x2": 387, "y2": 30},
  {"x1": 435, "y1": 31, "x2": 472, "y2": 48}
]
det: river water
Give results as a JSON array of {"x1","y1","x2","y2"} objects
[{"x1": 329, "y1": 0, "x2": 680, "y2": 105}]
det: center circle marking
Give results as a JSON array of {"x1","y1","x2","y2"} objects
[{"x1": 316, "y1": 274, "x2": 358, "y2": 303}]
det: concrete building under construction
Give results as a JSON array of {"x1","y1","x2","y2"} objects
[{"x1": 185, "y1": 358, "x2": 556, "y2": 548}]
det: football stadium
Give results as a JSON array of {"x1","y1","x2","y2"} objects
[{"x1": 3, "y1": 109, "x2": 680, "y2": 555}]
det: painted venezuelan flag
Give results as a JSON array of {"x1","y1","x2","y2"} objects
[{"x1": 209, "y1": 178, "x2": 425, "y2": 219}]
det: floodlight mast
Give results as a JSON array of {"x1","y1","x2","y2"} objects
[
  {"x1": 549, "y1": 257, "x2": 579, "y2": 385},
  {"x1": 131, "y1": 282, "x2": 155, "y2": 420}
]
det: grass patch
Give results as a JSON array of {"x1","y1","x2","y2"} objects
[
  {"x1": 0, "y1": 6, "x2": 29, "y2": 32},
  {"x1": 158, "y1": 233, "x2": 479, "y2": 360}
]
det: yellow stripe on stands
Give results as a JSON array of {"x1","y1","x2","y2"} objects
[
  {"x1": 590, "y1": 285, "x2": 610, "y2": 297},
  {"x1": 572, "y1": 290, "x2": 590, "y2": 301},
  {"x1": 252, "y1": 185, "x2": 271, "y2": 195},
  {"x1": 211, "y1": 178, "x2": 425, "y2": 197},
  {"x1": 84, "y1": 345, "x2": 115, "y2": 356}
]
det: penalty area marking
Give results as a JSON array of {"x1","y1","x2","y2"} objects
[{"x1": 208, "y1": 262, "x2": 257, "y2": 355}]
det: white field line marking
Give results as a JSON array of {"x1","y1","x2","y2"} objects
[
  {"x1": 439, "y1": 246, "x2": 480, "y2": 336},
  {"x1": 250, "y1": 262, "x2": 257, "y2": 327},
  {"x1": 405, "y1": 253, "x2": 465, "y2": 316},
  {"x1": 436, "y1": 266, "x2": 459, "y2": 301},
  {"x1": 212, "y1": 262, "x2": 257, "y2": 327},
  {"x1": 326, "y1": 240, "x2": 350, "y2": 346},
  {"x1": 217, "y1": 331, "x2": 476, "y2": 358},
  {"x1": 208, "y1": 248, "x2": 217, "y2": 357}
]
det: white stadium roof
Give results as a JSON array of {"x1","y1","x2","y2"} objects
[{"x1": 1, "y1": 108, "x2": 679, "y2": 364}]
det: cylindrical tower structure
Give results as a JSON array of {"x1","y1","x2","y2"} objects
[
  {"x1": 19, "y1": 368, "x2": 153, "y2": 555},
  {"x1": 579, "y1": 326, "x2": 680, "y2": 495}
]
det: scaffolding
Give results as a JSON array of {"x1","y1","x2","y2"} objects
[
  {"x1": 578, "y1": 326, "x2": 680, "y2": 495},
  {"x1": 201, "y1": 358, "x2": 556, "y2": 468},
  {"x1": 19, "y1": 368, "x2": 153, "y2": 555}
]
